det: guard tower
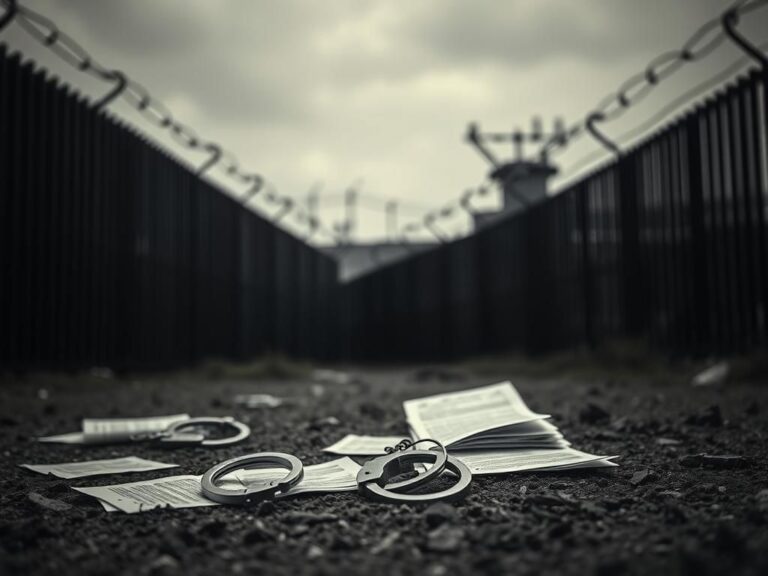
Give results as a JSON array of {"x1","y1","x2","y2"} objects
[{"x1": 466, "y1": 119, "x2": 561, "y2": 229}]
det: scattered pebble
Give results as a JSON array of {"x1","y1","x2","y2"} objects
[
  {"x1": 306, "y1": 544, "x2": 324, "y2": 559},
  {"x1": 425, "y1": 525, "x2": 465, "y2": 553},
  {"x1": 283, "y1": 511, "x2": 339, "y2": 525},
  {"x1": 27, "y1": 492, "x2": 72, "y2": 513},
  {"x1": 679, "y1": 454, "x2": 752, "y2": 469},
  {"x1": 656, "y1": 438, "x2": 681, "y2": 446},
  {"x1": 630, "y1": 469, "x2": 658, "y2": 486},
  {"x1": 423, "y1": 502, "x2": 458, "y2": 528},
  {"x1": 370, "y1": 530, "x2": 400, "y2": 555},
  {"x1": 579, "y1": 403, "x2": 611, "y2": 424},
  {"x1": 684, "y1": 405, "x2": 723, "y2": 427}
]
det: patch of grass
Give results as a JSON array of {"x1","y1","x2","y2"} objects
[
  {"x1": 194, "y1": 355, "x2": 313, "y2": 381},
  {"x1": 459, "y1": 339, "x2": 699, "y2": 384}
]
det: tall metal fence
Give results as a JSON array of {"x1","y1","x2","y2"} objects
[
  {"x1": 0, "y1": 45, "x2": 338, "y2": 372},
  {"x1": 342, "y1": 67, "x2": 768, "y2": 361}
]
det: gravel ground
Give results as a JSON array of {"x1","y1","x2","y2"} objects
[{"x1": 0, "y1": 367, "x2": 767, "y2": 576}]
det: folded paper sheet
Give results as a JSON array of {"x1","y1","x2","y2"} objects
[
  {"x1": 20, "y1": 456, "x2": 178, "y2": 479},
  {"x1": 322, "y1": 435, "x2": 409, "y2": 456},
  {"x1": 38, "y1": 414, "x2": 190, "y2": 444}
]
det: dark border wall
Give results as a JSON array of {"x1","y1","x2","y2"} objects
[
  {"x1": 341, "y1": 67, "x2": 768, "y2": 361},
  {"x1": 0, "y1": 46, "x2": 338, "y2": 371}
]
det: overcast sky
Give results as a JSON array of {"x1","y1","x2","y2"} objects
[{"x1": 3, "y1": 0, "x2": 765, "y2": 242}]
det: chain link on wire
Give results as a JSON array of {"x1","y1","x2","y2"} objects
[{"x1": 543, "y1": 0, "x2": 766, "y2": 157}]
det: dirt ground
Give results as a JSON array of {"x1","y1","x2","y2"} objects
[{"x1": 1, "y1": 365, "x2": 767, "y2": 576}]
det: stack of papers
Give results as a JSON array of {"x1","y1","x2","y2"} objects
[
  {"x1": 324, "y1": 381, "x2": 618, "y2": 474},
  {"x1": 74, "y1": 458, "x2": 361, "y2": 513},
  {"x1": 404, "y1": 382, "x2": 565, "y2": 450},
  {"x1": 38, "y1": 414, "x2": 190, "y2": 444}
]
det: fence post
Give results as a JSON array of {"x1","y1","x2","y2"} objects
[
  {"x1": 618, "y1": 154, "x2": 642, "y2": 338},
  {"x1": 577, "y1": 183, "x2": 595, "y2": 349},
  {"x1": 686, "y1": 113, "x2": 709, "y2": 355}
]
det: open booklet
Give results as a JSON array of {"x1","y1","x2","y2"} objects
[
  {"x1": 324, "y1": 381, "x2": 618, "y2": 473},
  {"x1": 404, "y1": 381, "x2": 567, "y2": 450}
]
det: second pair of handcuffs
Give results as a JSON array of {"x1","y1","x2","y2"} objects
[
  {"x1": 356, "y1": 439, "x2": 472, "y2": 503},
  {"x1": 129, "y1": 417, "x2": 251, "y2": 447}
]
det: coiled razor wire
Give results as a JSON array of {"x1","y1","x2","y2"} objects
[
  {"x1": 0, "y1": 0, "x2": 323, "y2": 234},
  {"x1": 396, "y1": 0, "x2": 767, "y2": 242},
  {"x1": 1, "y1": 0, "x2": 766, "y2": 243}
]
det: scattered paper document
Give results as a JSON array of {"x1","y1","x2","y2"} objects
[
  {"x1": 38, "y1": 414, "x2": 190, "y2": 444},
  {"x1": 235, "y1": 457, "x2": 361, "y2": 495},
  {"x1": 454, "y1": 448, "x2": 618, "y2": 475},
  {"x1": 20, "y1": 456, "x2": 178, "y2": 479},
  {"x1": 74, "y1": 475, "x2": 215, "y2": 514},
  {"x1": 323, "y1": 435, "x2": 409, "y2": 456},
  {"x1": 79, "y1": 459, "x2": 364, "y2": 513}
]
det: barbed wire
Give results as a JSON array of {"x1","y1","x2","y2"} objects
[
  {"x1": 543, "y1": 0, "x2": 766, "y2": 157},
  {"x1": 557, "y1": 40, "x2": 768, "y2": 186},
  {"x1": 395, "y1": 0, "x2": 767, "y2": 243},
  {"x1": 0, "y1": 0, "x2": 343, "y2": 241},
  {"x1": 2, "y1": 0, "x2": 765, "y2": 246}
]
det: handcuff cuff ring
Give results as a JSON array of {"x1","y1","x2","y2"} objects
[
  {"x1": 358, "y1": 454, "x2": 472, "y2": 504},
  {"x1": 357, "y1": 438, "x2": 472, "y2": 504},
  {"x1": 201, "y1": 452, "x2": 304, "y2": 505},
  {"x1": 131, "y1": 416, "x2": 251, "y2": 447},
  {"x1": 379, "y1": 438, "x2": 449, "y2": 492}
]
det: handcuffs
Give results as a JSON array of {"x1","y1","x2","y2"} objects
[
  {"x1": 357, "y1": 439, "x2": 472, "y2": 504},
  {"x1": 201, "y1": 452, "x2": 304, "y2": 505},
  {"x1": 130, "y1": 417, "x2": 251, "y2": 447},
  {"x1": 198, "y1": 439, "x2": 472, "y2": 506}
]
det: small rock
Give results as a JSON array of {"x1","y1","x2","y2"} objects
[
  {"x1": 256, "y1": 501, "x2": 276, "y2": 516},
  {"x1": 755, "y1": 489, "x2": 768, "y2": 515},
  {"x1": 593, "y1": 430, "x2": 622, "y2": 441},
  {"x1": 526, "y1": 492, "x2": 566, "y2": 507},
  {"x1": 656, "y1": 438, "x2": 681, "y2": 446},
  {"x1": 691, "y1": 362, "x2": 729, "y2": 387},
  {"x1": 198, "y1": 520, "x2": 226, "y2": 539},
  {"x1": 306, "y1": 545, "x2": 324, "y2": 559},
  {"x1": 283, "y1": 511, "x2": 338, "y2": 525},
  {"x1": 425, "y1": 525, "x2": 465, "y2": 553},
  {"x1": 423, "y1": 502, "x2": 458, "y2": 528},
  {"x1": 330, "y1": 534, "x2": 358, "y2": 551},
  {"x1": 307, "y1": 416, "x2": 341, "y2": 430},
  {"x1": 242, "y1": 520, "x2": 274, "y2": 544},
  {"x1": 630, "y1": 469, "x2": 657, "y2": 486},
  {"x1": 370, "y1": 530, "x2": 400, "y2": 554},
  {"x1": 684, "y1": 405, "x2": 723, "y2": 427},
  {"x1": 27, "y1": 492, "x2": 72, "y2": 513},
  {"x1": 579, "y1": 403, "x2": 611, "y2": 424},
  {"x1": 289, "y1": 524, "x2": 310, "y2": 537},
  {"x1": 548, "y1": 521, "x2": 572, "y2": 538},
  {"x1": 658, "y1": 490, "x2": 683, "y2": 499},
  {"x1": 679, "y1": 454, "x2": 752, "y2": 469},
  {"x1": 147, "y1": 554, "x2": 179, "y2": 576}
]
